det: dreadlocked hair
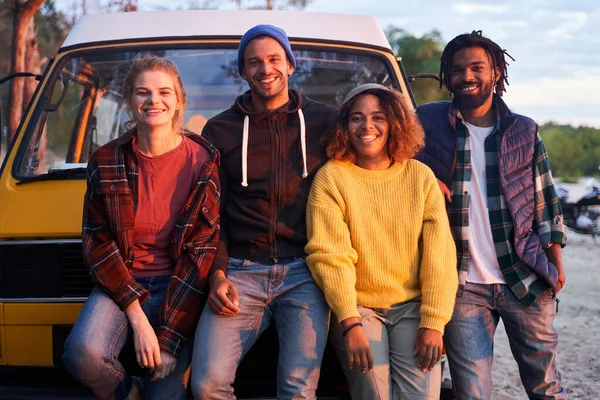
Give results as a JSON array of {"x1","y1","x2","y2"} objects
[{"x1": 439, "y1": 30, "x2": 515, "y2": 97}]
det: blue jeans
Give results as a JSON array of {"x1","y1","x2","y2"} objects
[
  {"x1": 62, "y1": 276, "x2": 192, "y2": 400},
  {"x1": 191, "y1": 257, "x2": 330, "y2": 400},
  {"x1": 444, "y1": 282, "x2": 565, "y2": 400}
]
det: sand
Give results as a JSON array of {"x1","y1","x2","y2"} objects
[{"x1": 443, "y1": 182, "x2": 600, "y2": 399}]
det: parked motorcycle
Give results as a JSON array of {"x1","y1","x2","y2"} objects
[{"x1": 557, "y1": 184, "x2": 600, "y2": 241}]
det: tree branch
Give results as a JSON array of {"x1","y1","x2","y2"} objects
[{"x1": 21, "y1": 0, "x2": 46, "y2": 22}]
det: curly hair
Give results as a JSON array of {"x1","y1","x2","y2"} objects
[
  {"x1": 123, "y1": 53, "x2": 187, "y2": 133},
  {"x1": 324, "y1": 87, "x2": 424, "y2": 164},
  {"x1": 439, "y1": 30, "x2": 515, "y2": 96}
]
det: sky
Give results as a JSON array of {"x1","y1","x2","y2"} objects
[{"x1": 55, "y1": 0, "x2": 600, "y2": 128}]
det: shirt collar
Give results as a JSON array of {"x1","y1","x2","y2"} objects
[{"x1": 455, "y1": 105, "x2": 503, "y2": 136}]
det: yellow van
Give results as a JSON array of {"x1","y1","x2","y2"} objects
[{"x1": 0, "y1": 9, "x2": 418, "y2": 396}]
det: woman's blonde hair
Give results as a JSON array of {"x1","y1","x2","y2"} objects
[
  {"x1": 324, "y1": 86, "x2": 424, "y2": 163},
  {"x1": 123, "y1": 53, "x2": 186, "y2": 133}
]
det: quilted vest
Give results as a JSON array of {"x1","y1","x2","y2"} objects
[{"x1": 416, "y1": 96, "x2": 558, "y2": 292}]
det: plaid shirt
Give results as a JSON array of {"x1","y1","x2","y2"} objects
[
  {"x1": 82, "y1": 129, "x2": 220, "y2": 357},
  {"x1": 449, "y1": 113, "x2": 566, "y2": 305}
]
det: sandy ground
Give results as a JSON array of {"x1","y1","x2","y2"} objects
[{"x1": 443, "y1": 182, "x2": 600, "y2": 399}]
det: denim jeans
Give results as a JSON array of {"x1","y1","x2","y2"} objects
[
  {"x1": 191, "y1": 257, "x2": 330, "y2": 400},
  {"x1": 330, "y1": 301, "x2": 441, "y2": 400},
  {"x1": 444, "y1": 282, "x2": 565, "y2": 400},
  {"x1": 62, "y1": 276, "x2": 192, "y2": 400}
]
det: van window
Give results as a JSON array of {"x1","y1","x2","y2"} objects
[{"x1": 16, "y1": 47, "x2": 395, "y2": 178}]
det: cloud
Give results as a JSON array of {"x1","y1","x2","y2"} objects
[
  {"x1": 512, "y1": 105, "x2": 600, "y2": 128},
  {"x1": 452, "y1": 2, "x2": 510, "y2": 15},
  {"x1": 504, "y1": 73, "x2": 600, "y2": 127},
  {"x1": 507, "y1": 75, "x2": 599, "y2": 105},
  {"x1": 547, "y1": 12, "x2": 588, "y2": 39},
  {"x1": 53, "y1": 0, "x2": 600, "y2": 127}
]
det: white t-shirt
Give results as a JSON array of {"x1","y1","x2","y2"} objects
[{"x1": 465, "y1": 121, "x2": 506, "y2": 284}]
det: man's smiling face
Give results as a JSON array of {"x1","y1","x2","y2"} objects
[
  {"x1": 241, "y1": 36, "x2": 294, "y2": 110},
  {"x1": 449, "y1": 46, "x2": 499, "y2": 112}
]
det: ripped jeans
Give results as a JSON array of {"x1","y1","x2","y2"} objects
[{"x1": 62, "y1": 276, "x2": 191, "y2": 400}]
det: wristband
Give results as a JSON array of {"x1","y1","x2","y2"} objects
[{"x1": 342, "y1": 322, "x2": 363, "y2": 337}]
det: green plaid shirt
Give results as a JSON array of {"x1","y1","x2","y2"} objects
[{"x1": 449, "y1": 114, "x2": 566, "y2": 306}]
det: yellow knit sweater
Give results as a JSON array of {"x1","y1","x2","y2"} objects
[{"x1": 305, "y1": 159, "x2": 458, "y2": 333}]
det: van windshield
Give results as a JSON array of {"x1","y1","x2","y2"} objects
[{"x1": 15, "y1": 47, "x2": 395, "y2": 178}]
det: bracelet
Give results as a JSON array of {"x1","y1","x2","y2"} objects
[{"x1": 342, "y1": 322, "x2": 363, "y2": 337}]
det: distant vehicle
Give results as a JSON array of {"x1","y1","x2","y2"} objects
[
  {"x1": 0, "y1": 9, "x2": 447, "y2": 399},
  {"x1": 557, "y1": 183, "x2": 600, "y2": 241}
]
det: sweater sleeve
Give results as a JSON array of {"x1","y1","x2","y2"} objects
[
  {"x1": 418, "y1": 170, "x2": 458, "y2": 333},
  {"x1": 305, "y1": 166, "x2": 359, "y2": 323}
]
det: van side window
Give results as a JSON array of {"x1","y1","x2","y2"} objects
[{"x1": 15, "y1": 48, "x2": 396, "y2": 179}]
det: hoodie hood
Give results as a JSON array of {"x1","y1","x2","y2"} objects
[{"x1": 232, "y1": 89, "x2": 307, "y2": 187}]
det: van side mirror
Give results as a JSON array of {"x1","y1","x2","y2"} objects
[
  {"x1": 0, "y1": 72, "x2": 41, "y2": 86},
  {"x1": 0, "y1": 72, "x2": 42, "y2": 147},
  {"x1": 0, "y1": 108, "x2": 4, "y2": 163},
  {"x1": 407, "y1": 73, "x2": 441, "y2": 83},
  {"x1": 0, "y1": 72, "x2": 42, "y2": 162}
]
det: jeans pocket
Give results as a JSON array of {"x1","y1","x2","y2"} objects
[
  {"x1": 227, "y1": 257, "x2": 246, "y2": 268},
  {"x1": 134, "y1": 276, "x2": 152, "y2": 290},
  {"x1": 456, "y1": 282, "x2": 493, "y2": 308},
  {"x1": 357, "y1": 305, "x2": 372, "y2": 319},
  {"x1": 535, "y1": 288, "x2": 556, "y2": 305}
]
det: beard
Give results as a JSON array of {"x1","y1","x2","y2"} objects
[
  {"x1": 248, "y1": 72, "x2": 288, "y2": 102},
  {"x1": 452, "y1": 80, "x2": 494, "y2": 110}
]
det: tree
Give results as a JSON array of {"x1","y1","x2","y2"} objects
[
  {"x1": 386, "y1": 27, "x2": 450, "y2": 106},
  {"x1": 7, "y1": 0, "x2": 46, "y2": 143},
  {"x1": 66, "y1": 0, "x2": 137, "y2": 27},
  {"x1": 540, "y1": 123, "x2": 600, "y2": 179},
  {"x1": 106, "y1": 0, "x2": 137, "y2": 12},
  {"x1": 1, "y1": 0, "x2": 67, "y2": 161},
  {"x1": 229, "y1": 0, "x2": 310, "y2": 10}
]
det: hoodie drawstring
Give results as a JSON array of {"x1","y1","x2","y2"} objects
[
  {"x1": 242, "y1": 115, "x2": 249, "y2": 187},
  {"x1": 240, "y1": 109, "x2": 308, "y2": 186},
  {"x1": 298, "y1": 108, "x2": 308, "y2": 178}
]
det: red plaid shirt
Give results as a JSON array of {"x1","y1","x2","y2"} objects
[{"x1": 82, "y1": 129, "x2": 220, "y2": 357}]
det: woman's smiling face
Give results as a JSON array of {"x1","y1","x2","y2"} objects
[
  {"x1": 347, "y1": 93, "x2": 390, "y2": 168},
  {"x1": 130, "y1": 69, "x2": 180, "y2": 129}
]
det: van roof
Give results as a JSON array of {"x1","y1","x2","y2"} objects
[{"x1": 60, "y1": 10, "x2": 392, "y2": 53}]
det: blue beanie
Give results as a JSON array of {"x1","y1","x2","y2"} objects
[{"x1": 237, "y1": 24, "x2": 296, "y2": 75}]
